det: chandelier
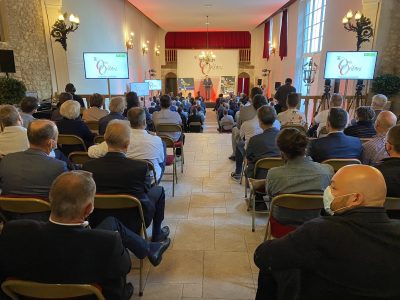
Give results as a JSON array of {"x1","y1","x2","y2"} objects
[{"x1": 199, "y1": 16, "x2": 216, "y2": 73}]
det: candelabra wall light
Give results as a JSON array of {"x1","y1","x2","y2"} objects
[
  {"x1": 262, "y1": 68, "x2": 271, "y2": 77},
  {"x1": 270, "y1": 45, "x2": 276, "y2": 55},
  {"x1": 302, "y1": 58, "x2": 318, "y2": 95},
  {"x1": 50, "y1": 12, "x2": 80, "y2": 51},
  {"x1": 142, "y1": 41, "x2": 149, "y2": 55},
  {"x1": 149, "y1": 69, "x2": 156, "y2": 77},
  {"x1": 342, "y1": 9, "x2": 373, "y2": 51},
  {"x1": 155, "y1": 45, "x2": 160, "y2": 56},
  {"x1": 126, "y1": 32, "x2": 134, "y2": 50}
]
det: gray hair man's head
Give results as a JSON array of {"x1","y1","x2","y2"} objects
[
  {"x1": 0, "y1": 104, "x2": 21, "y2": 128},
  {"x1": 109, "y1": 97, "x2": 126, "y2": 113},
  {"x1": 60, "y1": 100, "x2": 81, "y2": 120},
  {"x1": 104, "y1": 120, "x2": 131, "y2": 149},
  {"x1": 127, "y1": 107, "x2": 146, "y2": 128}
]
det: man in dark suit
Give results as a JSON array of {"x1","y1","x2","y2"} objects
[
  {"x1": 254, "y1": 165, "x2": 400, "y2": 300},
  {"x1": 246, "y1": 105, "x2": 280, "y2": 179},
  {"x1": 0, "y1": 119, "x2": 67, "y2": 198},
  {"x1": 203, "y1": 75, "x2": 213, "y2": 101},
  {"x1": 0, "y1": 171, "x2": 170, "y2": 300},
  {"x1": 308, "y1": 108, "x2": 363, "y2": 162},
  {"x1": 83, "y1": 120, "x2": 169, "y2": 242},
  {"x1": 273, "y1": 78, "x2": 296, "y2": 113}
]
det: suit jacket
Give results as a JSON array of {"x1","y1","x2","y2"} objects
[
  {"x1": 375, "y1": 157, "x2": 400, "y2": 197},
  {"x1": 344, "y1": 120, "x2": 377, "y2": 138},
  {"x1": 0, "y1": 220, "x2": 131, "y2": 300},
  {"x1": 308, "y1": 132, "x2": 363, "y2": 163},
  {"x1": 254, "y1": 207, "x2": 400, "y2": 299},
  {"x1": 82, "y1": 152, "x2": 154, "y2": 231},
  {"x1": 0, "y1": 148, "x2": 67, "y2": 198},
  {"x1": 274, "y1": 83, "x2": 296, "y2": 107},
  {"x1": 237, "y1": 105, "x2": 256, "y2": 129},
  {"x1": 246, "y1": 127, "x2": 280, "y2": 178}
]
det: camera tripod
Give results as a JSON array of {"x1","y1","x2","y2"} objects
[
  {"x1": 347, "y1": 80, "x2": 364, "y2": 112},
  {"x1": 314, "y1": 82, "x2": 331, "y2": 117}
]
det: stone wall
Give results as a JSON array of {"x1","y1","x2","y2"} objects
[{"x1": 0, "y1": 0, "x2": 52, "y2": 99}]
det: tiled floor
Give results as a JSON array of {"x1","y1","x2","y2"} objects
[{"x1": 129, "y1": 110, "x2": 268, "y2": 300}]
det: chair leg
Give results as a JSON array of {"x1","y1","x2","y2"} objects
[
  {"x1": 244, "y1": 177, "x2": 248, "y2": 198},
  {"x1": 139, "y1": 259, "x2": 144, "y2": 296},
  {"x1": 181, "y1": 148, "x2": 184, "y2": 173},
  {"x1": 252, "y1": 193, "x2": 256, "y2": 232}
]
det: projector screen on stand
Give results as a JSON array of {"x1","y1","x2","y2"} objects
[
  {"x1": 83, "y1": 52, "x2": 129, "y2": 79},
  {"x1": 130, "y1": 82, "x2": 150, "y2": 97},
  {"x1": 145, "y1": 79, "x2": 162, "y2": 91},
  {"x1": 324, "y1": 51, "x2": 378, "y2": 80}
]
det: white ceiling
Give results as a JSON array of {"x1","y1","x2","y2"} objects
[{"x1": 127, "y1": 0, "x2": 287, "y2": 31}]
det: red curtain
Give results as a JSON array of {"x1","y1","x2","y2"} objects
[
  {"x1": 237, "y1": 77, "x2": 250, "y2": 96},
  {"x1": 279, "y1": 10, "x2": 288, "y2": 61},
  {"x1": 262, "y1": 21, "x2": 270, "y2": 60},
  {"x1": 165, "y1": 31, "x2": 251, "y2": 49}
]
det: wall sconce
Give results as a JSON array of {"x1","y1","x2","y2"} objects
[
  {"x1": 155, "y1": 45, "x2": 160, "y2": 56},
  {"x1": 126, "y1": 32, "x2": 134, "y2": 50},
  {"x1": 142, "y1": 40, "x2": 149, "y2": 55},
  {"x1": 342, "y1": 9, "x2": 373, "y2": 51},
  {"x1": 149, "y1": 69, "x2": 156, "y2": 77},
  {"x1": 50, "y1": 12, "x2": 80, "y2": 51},
  {"x1": 270, "y1": 45, "x2": 276, "y2": 55}
]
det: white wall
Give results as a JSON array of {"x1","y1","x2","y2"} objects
[{"x1": 61, "y1": 0, "x2": 162, "y2": 95}]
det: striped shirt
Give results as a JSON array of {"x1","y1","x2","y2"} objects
[{"x1": 362, "y1": 133, "x2": 388, "y2": 166}]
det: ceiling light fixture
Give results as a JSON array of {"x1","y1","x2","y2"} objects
[{"x1": 199, "y1": 15, "x2": 216, "y2": 74}]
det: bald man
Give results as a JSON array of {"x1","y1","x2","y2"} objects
[
  {"x1": 362, "y1": 111, "x2": 397, "y2": 165},
  {"x1": 0, "y1": 119, "x2": 67, "y2": 199},
  {"x1": 254, "y1": 165, "x2": 400, "y2": 300}
]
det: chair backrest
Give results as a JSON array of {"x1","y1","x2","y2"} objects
[
  {"x1": 254, "y1": 157, "x2": 284, "y2": 177},
  {"x1": 385, "y1": 197, "x2": 400, "y2": 210},
  {"x1": 0, "y1": 196, "x2": 50, "y2": 214},
  {"x1": 94, "y1": 135, "x2": 105, "y2": 144},
  {"x1": 131, "y1": 158, "x2": 158, "y2": 186},
  {"x1": 155, "y1": 124, "x2": 182, "y2": 134},
  {"x1": 271, "y1": 194, "x2": 324, "y2": 210},
  {"x1": 322, "y1": 158, "x2": 361, "y2": 172},
  {"x1": 159, "y1": 135, "x2": 176, "y2": 149},
  {"x1": 85, "y1": 121, "x2": 99, "y2": 131},
  {"x1": 68, "y1": 151, "x2": 94, "y2": 165},
  {"x1": 189, "y1": 122, "x2": 202, "y2": 132},
  {"x1": 1, "y1": 279, "x2": 105, "y2": 300},
  {"x1": 57, "y1": 134, "x2": 87, "y2": 152},
  {"x1": 281, "y1": 124, "x2": 307, "y2": 135}
]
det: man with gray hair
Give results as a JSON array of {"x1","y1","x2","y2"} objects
[
  {"x1": 0, "y1": 119, "x2": 67, "y2": 198},
  {"x1": 0, "y1": 104, "x2": 29, "y2": 156},
  {"x1": 371, "y1": 94, "x2": 388, "y2": 120},
  {"x1": 84, "y1": 120, "x2": 169, "y2": 242},
  {"x1": 98, "y1": 96, "x2": 127, "y2": 135},
  {"x1": 0, "y1": 171, "x2": 170, "y2": 299},
  {"x1": 89, "y1": 107, "x2": 165, "y2": 182}
]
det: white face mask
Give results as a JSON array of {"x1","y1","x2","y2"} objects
[{"x1": 323, "y1": 186, "x2": 335, "y2": 215}]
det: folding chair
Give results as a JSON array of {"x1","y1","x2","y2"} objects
[
  {"x1": 188, "y1": 121, "x2": 202, "y2": 133},
  {"x1": 0, "y1": 196, "x2": 51, "y2": 222},
  {"x1": 85, "y1": 121, "x2": 99, "y2": 134},
  {"x1": 57, "y1": 134, "x2": 87, "y2": 152},
  {"x1": 281, "y1": 124, "x2": 308, "y2": 135},
  {"x1": 155, "y1": 124, "x2": 184, "y2": 173},
  {"x1": 68, "y1": 151, "x2": 94, "y2": 166},
  {"x1": 159, "y1": 136, "x2": 178, "y2": 197},
  {"x1": 131, "y1": 158, "x2": 158, "y2": 187},
  {"x1": 265, "y1": 194, "x2": 324, "y2": 240},
  {"x1": 322, "y1": 158, "x2": 361, "y2": 172},
  {"x1": 247, "y1": 157, "x2": 285, "y2": 232},
  {"x1": 94, "y1": 135, "x2": 105, "y2": 144},
  {"x1": 1, "y1": 279, "x2": 105, "y2": 300},
  {"x1": 94, "y1": 194, "x2": 148, "y2": 296}
]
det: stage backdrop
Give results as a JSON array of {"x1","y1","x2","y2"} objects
[{"x1": 177, "y1": 49, "x2": 239, "y2": 101}]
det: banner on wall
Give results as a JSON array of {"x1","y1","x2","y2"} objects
[
  {"x1": 178, "y1": 78, "x2": 195, "y2": 92},
  {"x1": 220, "y1": 76, "x2": 236, "y2": 95}
]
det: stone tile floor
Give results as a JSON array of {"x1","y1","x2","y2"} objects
[{"x1": 128, "y1": 110, "x2": 268, "y2": 299}]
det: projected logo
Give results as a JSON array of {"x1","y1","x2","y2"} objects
[
  {"x1": 94, "y1": 57, "x2": 118, "y2": 76},
  {"x1": 337, "y1": 56, "x2": 362, "y2": 76}
]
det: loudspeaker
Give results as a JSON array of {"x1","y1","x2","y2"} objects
[
  {"x1": 275, "y1": 82, "x2": 281, "y2": 90},
  {"x1": 257, "y1": 79, "x2": 262, "y2": 86}
]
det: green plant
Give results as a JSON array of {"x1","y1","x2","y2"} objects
[
  {"x1": 0, "y1": 77, "x2": 27, "y2": 105},
  {"x1": 371, "y1": 74, "x2": 400, "y2": 98}
]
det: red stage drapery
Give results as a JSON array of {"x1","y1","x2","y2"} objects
[
  {"x1": 237, "y1": 77, "x2": 250, "y2": 96},
  {"x1": 262, "y1": 21, "x2": 270, "y2": 60},
  {"x1": 165, "y1": 31, "x2": 251, "y2": 49},
  {"x1": 279, "y1": 10, "x2": 288, "y2": 61}
]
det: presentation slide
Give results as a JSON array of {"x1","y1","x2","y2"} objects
[
  {"x1": 145, "y1": 79, "x2": 162, "y2": 91},
  {"x1": 130, "y1": 82, "x2": 150, "y2": 97},
  {"x1": 83, "y1": 52, "x2": 129, "y2": 79},
  {"x1": 324, "y1": 51, "x2": 377, "y2": 80}
]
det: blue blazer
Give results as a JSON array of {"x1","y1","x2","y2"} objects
[{"x1": 308, "y1": 132, "x2": 363, "y2": 163}]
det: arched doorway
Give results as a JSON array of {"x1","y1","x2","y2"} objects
[
  {"x1": 237, "y1": 72, "x2": 250, "y2": 96},
  {"x1": 165, "y1": 72, "x2": 177, "y2": 96}
]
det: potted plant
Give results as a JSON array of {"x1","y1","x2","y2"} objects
[
  {"x1": 0, "y1": 77, "x2": 27, "y2": 105},
  {"x1": 372, "y1": 74, "x2": 400, "y2": 115}
]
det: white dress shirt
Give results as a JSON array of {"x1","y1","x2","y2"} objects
[
  {"x1": 240, "y1": 116, "x2": 280, "y2": 149},
  {"x1": 314, "y1": 108, "x2": 349, "y2": 136},
  {"x1": 277, "y1": 108, "x2": 307, "y2": 127},
  {"x1": 0, "y1": 126, "x2": 29, "y2": 156},
  {"x1": 88, "y1": 128, "x2": 164, "y2": 180},
  {"x1": 152, "y1": 108, "x2": 182, "y2": 141}
]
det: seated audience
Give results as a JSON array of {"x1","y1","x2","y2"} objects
[
  {"x1": 56, "y1": 100, "x2": 95, "y2": 156},
  {"x1": 277, "y1": 93, "x2": 306, "y2": 127},
  {"x1": 0, "y1": 120, "x2": 67, "y2": 198},
  {"x1": 376, "y1": 125, "x2": 400, "y2": 197},
  {"x1": 124, "y1": 91, "x2": 153, "y2": 130},
  {"x1": 51, "y1": 92, "x2": 73, "y2": 122},
  {"x1": 371, "y1": 94, "x2": 388, "y2": 121},
  {"x1": 149, "y1": 101, "x2": 158, "y2": 114},
  {"x1": 19, "y1": 96, "x2": 39, "y2": 128},
  {"x1": 362, "y1": 111, "x2": 397, "y2": 165},
  {"x1": 254, "y1": 165, "x2": 400, "y2": 300},
  {"x1": 82, "y1": 93, "x2": 109, "y2": 122},
  {"x1": 98, "y1": 96, "x2": 127, "y2": 135},
  {"x1": 83, "y1": 120, "x2": 169, "y2": 242},
  {"x1": 308, "y1": 108, "x2": 363, "y2": 162},
  {"x1": 344, "y1": 106, "x2": 376, "y2": 138},
  {"x1": 65, "y1": 83, "x2": 85, "y2": 108},
  {"x1": 219, "y1": 109, "x2": 235, "y2": 131},
  {"x1": 266, "y1": 128, "x2": 333, "y2": 220},
  {"x1": 246, "y1": 106, "x2": 280, "y2": 179},
  {"x1": 0, "y1": 105, "x2": 29, "y2": 156},
  {"x1": 177, "y1": 106, "x2": 188, "y2": 132},
  {"x1": 312, "y1": 93, "x2": 345, "y2": 137},
  {"x1": 188, "y1": 107, "x2": 203, "y2": 132},
  {"x1": 0, "y1": 171, "x2": 171, "y2": 300},
  {"x1": 152, "y1": 95, "x2": 183, "y2": 142},
  {"x1": 88, "y1": 108, "x2": 165, "y2": 182}
]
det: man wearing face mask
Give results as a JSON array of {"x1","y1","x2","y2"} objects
[{"x1": 254, "y1": 164, "x2": 400, "y2": 300}]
